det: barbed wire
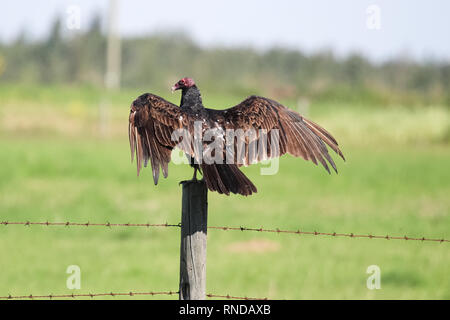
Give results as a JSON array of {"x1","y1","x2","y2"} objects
[
  {"x1": 0, "y1": 290, "x2": 178, "y2": 300},
  {"x1": 0, "y1": 291, "x2": 267, "y2": 300},
  {"x1": 208, "y1": 225, "x2": 450, "y2": 243},
  {"x1": 1, "y1": 220, "x2": 448, "y2": 243},
  {"x1": 206, "y1": 293, "x2": 268, "y2": 300},
  {"x1": 0, "y1": 221, "x2": 180, "y2": 228}
]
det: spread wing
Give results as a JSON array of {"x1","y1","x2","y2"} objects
[
  {"x1": 128, "y1": 93, "x2": 193, "y2": 184},
  {"x1": 208, "y1": 95, "x2": 345, "y2": 173}
]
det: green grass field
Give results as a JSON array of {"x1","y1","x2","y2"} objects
[{"x1": 0, "y1": 85, "x2": 449, "y2": 299}]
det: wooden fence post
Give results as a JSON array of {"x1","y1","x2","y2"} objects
[{"x1": 179, "y1": 180, "x2": 208, "y2": 300}]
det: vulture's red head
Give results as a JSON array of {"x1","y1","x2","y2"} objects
[{"x1": 171, "y1": 77, "x2": 195, "y2": 92}]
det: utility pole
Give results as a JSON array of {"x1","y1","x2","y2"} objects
[
  {"x1": 100, "y1": 0, "x2": 121, "y2": 136},
  {"x1": 105, "y1": 0, "x2": 121, "y2": 89}
]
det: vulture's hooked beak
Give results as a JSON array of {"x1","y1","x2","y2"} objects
[{"x1": 171, "y1": 83, "x2": 180, "y2": 93}]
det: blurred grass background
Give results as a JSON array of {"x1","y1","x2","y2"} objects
[{"x1": 0, "y1": 9, "x2": 449, "y2": 300}]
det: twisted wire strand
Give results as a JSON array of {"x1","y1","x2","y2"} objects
[{"x1": 2, "y1": 220, "x2": 447, "y2": 243}]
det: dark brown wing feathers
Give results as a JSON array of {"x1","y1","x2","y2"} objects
[
  {"x1": 129, "y1": 93, "x2": 344, "y2": 191},
  {"x1": 212, "y1": 96, "x2": 345, "y2": 173},
  {"x1": 129, "y1": 93, "x2": 188, "y2": 184}
]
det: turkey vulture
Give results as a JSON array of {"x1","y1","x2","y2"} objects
[{"x1": 129, "y1": 77, "x2": 345, "y2": 196}]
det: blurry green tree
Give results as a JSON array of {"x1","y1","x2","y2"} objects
[{"x1": 0, "y1": 15, "x2": 448, "y2": 106}]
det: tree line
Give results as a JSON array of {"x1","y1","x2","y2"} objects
[{"x1": 0, "y1": 16, "x2": 449, "y2": 106}]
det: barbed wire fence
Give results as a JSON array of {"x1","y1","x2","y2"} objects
[
  {"x1": 1, "y1": 220, "x2": 449, "y2": 243},
  {"x1": 1, "y1": 219, "x2": 448, "y2": 300},
  {"x1": 0, "y1": 291, "x2": 266, "y2": 300}
]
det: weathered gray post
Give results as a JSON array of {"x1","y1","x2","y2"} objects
[{"x1": 179, "y1": 180, "x2": 208, "y2": 300}]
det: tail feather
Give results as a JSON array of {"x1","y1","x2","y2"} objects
[{"x1": 200, "y1": 164, "x2": 257, "y2": 196}]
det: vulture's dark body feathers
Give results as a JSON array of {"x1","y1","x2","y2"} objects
[{"x1": 129, "y1": 78, "x2": 345, "y2": 196}]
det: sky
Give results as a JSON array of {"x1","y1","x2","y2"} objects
[{"x1": 1, "y1": 0, "x2": 449, "y2": 62}]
